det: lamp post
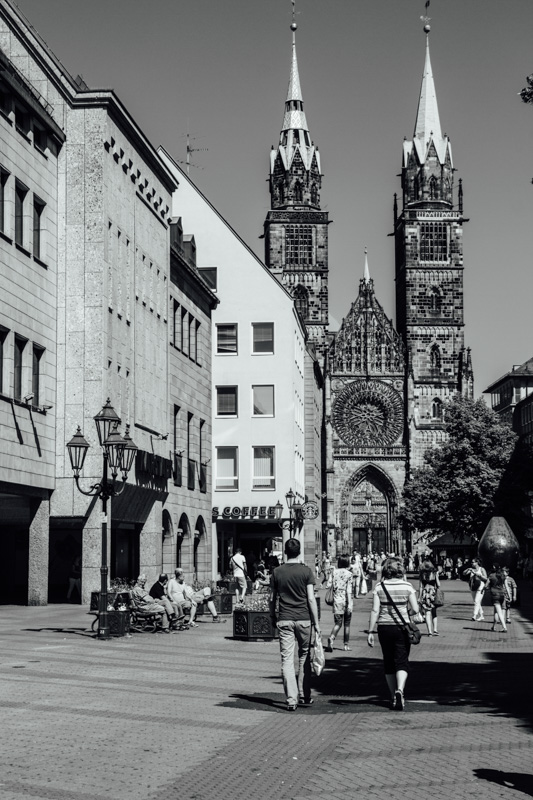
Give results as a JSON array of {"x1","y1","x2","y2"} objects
[
  {"x1": 275, "y1": 488, "x2": 303, "y2": 536},
  {"x1": 66, "y1": 399, "x2": 137, "y2": 640}
]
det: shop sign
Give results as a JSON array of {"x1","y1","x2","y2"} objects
[{"x1": 212, "y1": 506, "x2": 277, "y2": 519}]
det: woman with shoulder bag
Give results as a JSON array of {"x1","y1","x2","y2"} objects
[
  {"x1": 367, "y1": 557, "x2": 420, "y2": 711},
  {"x1": 463, "y1": 558, "x2": 488, "y2": 621},
  {"x1": 326, "y1": 554, "x2": 354, "y2": 652},
  {"x1": 419, "y1": 558, "x2": 441, "y2": 636}
]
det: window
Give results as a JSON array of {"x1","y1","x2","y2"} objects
[
  {"x1": 15, "y1": 181, "x2": 28, "y2": 247},
  {"x1": 430, "y1": 344, "x2": 441, "y2": 372},
  {"x1": 286, "y1": 225, "x2": 314, "y2": 267},
  {"x1": 252, "y1": 322, "x2": 274, "y2": 354},
  {"x1": 199, "y1": 419, "x2": 206, "y2": 494},
  {"x1": 253, "y1": 446, "x2": 275, "y2": 489},
  {"x1": 181, "y1": 307, "x2": 188, "y2": 356},
  {"x1": 252, "y1": 385, "x2": 274, "y2": 416},
  {"x1": 294, "y1": 180, "x2": 303, "y2": 202},
  {"x1": 14, "y1": 104, "x2": 30, "y2": 137},
  {"x1": 217, "y1": 386, "x2": 238, "y2": 416},
  {"x1": 173, "y1": 405, "x2": 182, "y2": 487},
  {"x1": 0, "y1": 327, "x2": 7, "y2": 394},
  {"x1": 216, "y1": 446, "x2": 238, "y2": 490},
  {"x1": 198, "y1": 267, "x2": 217, "y2": 291},
  {"x1": 0, "y1": 88, "x2": 11, "y2": 117},
  {"x1": 293, "y1": 285, "x2": 309, "y2": 319},
  {"x1": 187, "y1": 412, "x2": 195, "y2": 490},
  {"x1": 432, "y1": 398, "x2": 443, "y2": 420},
  {"x1": 420, "y1": 223, "x2": 448, "y2": 263},
  {"x1": 33, "y1": 196, "x2": 45, "y2": 260},
  {"x1": 14, "y1": 335, "x2": 26, "y2": 400},
  {"x1": 217, "y1": 323, "x2": 237, "y2": 354},
  {"x1": 195, "y1": 321, "x2": 201, "y2": 365},
  {"x1": 173, "y1": 300, "x2": 181, "y2": 348},
  {"x1": 33, "y1": 123, "x2": 46, "y2": 153},
  {"x1": 0, "y1": 168, "x2": 9, "y2": 234},
  {"x1": 32, "y1": 345, "x2": 44, "y2": 406},
  {"x1": 429, "y1": 287, "x2": 441, "y2": 313},
  {"x1": 310, "y1": 183, "x2": 318, "y2": 205},
  {"x1": 189, "y1": 315, "x2": 196, "y2": 361}
]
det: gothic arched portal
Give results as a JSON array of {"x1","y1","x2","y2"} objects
[{"x1": 339, "y1": 464, "x2": 400, "y2": 555}]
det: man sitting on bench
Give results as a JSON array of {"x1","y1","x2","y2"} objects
[{"x1": 132, "y1": 574, "x2": 171, "y2": 633}]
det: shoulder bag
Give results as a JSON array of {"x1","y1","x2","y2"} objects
[
  {"x1": 325, "y1": 580, "x2": 334, "y2": 606},
  {"x1": 434, "y1": 586, "x2": 445, "y2": 607},
  {"x1": 381, "y1": 581, "x2": 422, "y2": 645}
]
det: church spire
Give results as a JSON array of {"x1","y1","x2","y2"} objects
[
  {"x1": 414, "y1": 35, "x2": 442, "y2": 148},
  {"x1": 363, "y1": 247, "x2": 370, "y2": 283},
  {"x1": 270, "y1": 13, "x2": 320, "y2": 180}
]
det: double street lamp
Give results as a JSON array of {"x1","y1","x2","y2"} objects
[
  {"x1": 275, "y1": 488, "x2": 303, "y2": 536},
  {"x1": 66, "y1": 399, "x2": 137, "y2": 640}
]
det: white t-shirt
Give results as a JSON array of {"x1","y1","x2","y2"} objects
[{"x1": 231, "y1": 553, "x2": 247, "y2": 578}]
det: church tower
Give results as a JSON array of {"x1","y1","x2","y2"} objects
[
  {"x1": 394, "y1": 19, "x2": 473, "y2": 469},
  {"x1": 263, "y1": 17, "x2": 329, "y2": 361}
]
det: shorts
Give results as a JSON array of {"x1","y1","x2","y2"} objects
[
  {"x1": 235, "y1": 576, "x2": 247, "y2": 590},
  {"x1": 378, "y1": 624, "x2": 411, "y2": 674},
  {"x1": 333, "y1": 611, "x2": 352, "y2": 626}
]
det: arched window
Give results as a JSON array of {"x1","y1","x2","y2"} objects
[
  {"x1": 432, "y1": 398, "x2": 443, "y2": 420},
  {"x1": 294, "y1": 181, "x2": 303, "y2": 202},
  {"x1": 310, "y1": 183, "x2": 318, "y2": 205},
  {"x1": 429, "y1": 175, "x2": 439, "y2": 200},
  {"x1": 430, "y1": 344, "x2": 441, "y2": 372},
  {"x1": 429, "y1": 286, "x2": 442, "y2": 313},
  {"x1": 293, "y1": 285, "x2": 309, "y2": 319}
]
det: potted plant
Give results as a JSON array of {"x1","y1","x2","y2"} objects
[
  {"x1": 233, "y1": 593, "x2": 277, "y2": 640},
  {"x1": 90, "y1": 578, "x2": 133, "y2": 612}
]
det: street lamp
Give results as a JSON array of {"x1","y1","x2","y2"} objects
[
  {"x1": 276, "y1": 488, "x2": 303, "y2": 536},
  {"x1": 66, "y1": 399, "x2": 137, "y2": 640}
]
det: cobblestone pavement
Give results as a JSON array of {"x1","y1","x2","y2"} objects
[{"x1": 1, "y1": 579, "x2": 532, "y2": 800}]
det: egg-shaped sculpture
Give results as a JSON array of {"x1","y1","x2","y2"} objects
[{"x1": 478, "y1": 517, "x2": 520, "y2": 572}]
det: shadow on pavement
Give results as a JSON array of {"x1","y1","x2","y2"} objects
[
  {"x1": 23, "y1": 627, "x2": 96, "y2": 639},
  {"x1": 219, "y1": 650, "x2": 533, "y2": 729},
  {"x1": 473, "y1": 769, "x2": 533, "y2": 797}
]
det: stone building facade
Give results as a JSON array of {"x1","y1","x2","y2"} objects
[
  {"x1": 0, "y1": 0, "x2": 216, "y2": 604},
  {"x1": 264, "y1": 22, "x2": 474, "y2": 556}
]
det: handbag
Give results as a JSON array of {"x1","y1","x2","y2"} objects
[
  {"x1": 434, "y1": 587, "x2": 445, "y2": 607},
  {"x1": 311, "y1": 634, "x2": 325, "y2": 676},
  {"x1": 381, "y1": 581, "x2": 422, "y2": 645},
  {"x1": 325, "y1": 584, "x2": 334, "y2": 606}
]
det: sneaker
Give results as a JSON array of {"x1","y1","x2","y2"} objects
[
  {"x1": 212, "y1": 617, "x2": 226, "y2": 623},
  {"x1": 286, "y1": 704, "x2": 297, "y2": 712},
  {"x1": 394, "y1": 690, "x2": 405, "y2": 711},
  {"x1": 433, "y1": 631, "x2": 439, "y2": 636},
  {"x1": 344, "y1": 644, "x2": 351, "y2": 651},
  {"x1": 188, "y1": 621, "x2": 199, "y2": 628}
]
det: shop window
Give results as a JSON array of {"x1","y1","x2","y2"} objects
[
  {"x1": 216, "y1": 446, "x2": 238, "y2": 490},
  {"x1": 253, "y1": 446, "x2": 275, "y2": 489}
]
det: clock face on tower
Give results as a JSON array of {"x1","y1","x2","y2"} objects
[{"x1": 332, "y1": 380, "x2": 403, "y2": 448}]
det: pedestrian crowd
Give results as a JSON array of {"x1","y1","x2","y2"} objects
[{"x1": 268, "y1": 542, "x2": 528, "y2": 713}]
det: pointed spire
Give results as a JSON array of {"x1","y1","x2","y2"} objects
[
  {"x1": 414, "y1": 34, "x2": 442, "y2": 145},
  {"x1": 363, "y1": 247, "x2": 370, "y2": 282}
]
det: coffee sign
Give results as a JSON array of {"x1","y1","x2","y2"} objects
[{"x1": 212, "y1": 506, "x2": 278, "y2": 519}]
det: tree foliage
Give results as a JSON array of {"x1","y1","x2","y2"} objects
[{"x1": 402, "y1": 396, "x2": 517, "y2": 542}]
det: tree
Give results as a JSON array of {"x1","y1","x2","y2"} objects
[{"x1": 402, "y1": 396, "x2": 517, "y2": 542}]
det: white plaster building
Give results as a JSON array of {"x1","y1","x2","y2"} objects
[{"x1": 159, "y1": 147, "x2": 311, "y2": 574}]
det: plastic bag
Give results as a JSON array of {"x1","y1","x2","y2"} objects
[{"x1": 311, "y1": 634, "x2": 325, "y2": 676}]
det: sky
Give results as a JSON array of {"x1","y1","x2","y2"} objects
[{"x1": 13, "y1": 0, "x2": 533, "y2": 398}]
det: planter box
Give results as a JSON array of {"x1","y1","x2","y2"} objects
[
  {"x1": 195, "y1": 593, "x2": 233, "y2": 616},
  {"x1": 90, "y1": 591, "x2": 131, "y2": 611},
  {"x1": 106, "y1": 610, "x2": 131, "y2": 637},
  {"x1": 233, "y1": 608, "x2": 277, "y2": 639}
]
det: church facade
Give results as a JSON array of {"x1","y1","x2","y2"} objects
[{"x1": 264, "y1": 21, "x2": 473, "y2": 556}]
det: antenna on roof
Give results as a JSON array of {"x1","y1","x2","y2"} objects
[{"x1": 177, "y1": 119, "x2": 208, "y2": 175}]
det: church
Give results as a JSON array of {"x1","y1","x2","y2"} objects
[{"x1": 263, "y1": 16, "x2": 474, "y2": 556}]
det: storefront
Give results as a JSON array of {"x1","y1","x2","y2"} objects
[{"x1": 212, "y1": 504, "x2": 283, "y2": 577}]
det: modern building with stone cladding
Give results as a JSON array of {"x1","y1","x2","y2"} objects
[{"x1": 0, "y1": 0, "x2": 216, "y2": 604}]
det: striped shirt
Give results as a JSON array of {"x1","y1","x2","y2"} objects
[{"x1": 375, "y1": 579, "x2": 416, "y2": 625}]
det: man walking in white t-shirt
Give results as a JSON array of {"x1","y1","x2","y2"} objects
[{"x1": 231, "y1": 548, "x2": 248, "y2": 606}]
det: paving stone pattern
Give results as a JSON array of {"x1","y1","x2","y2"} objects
[{"x1": 1, "y1": 580, "x2": 532, "y2": 800}]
